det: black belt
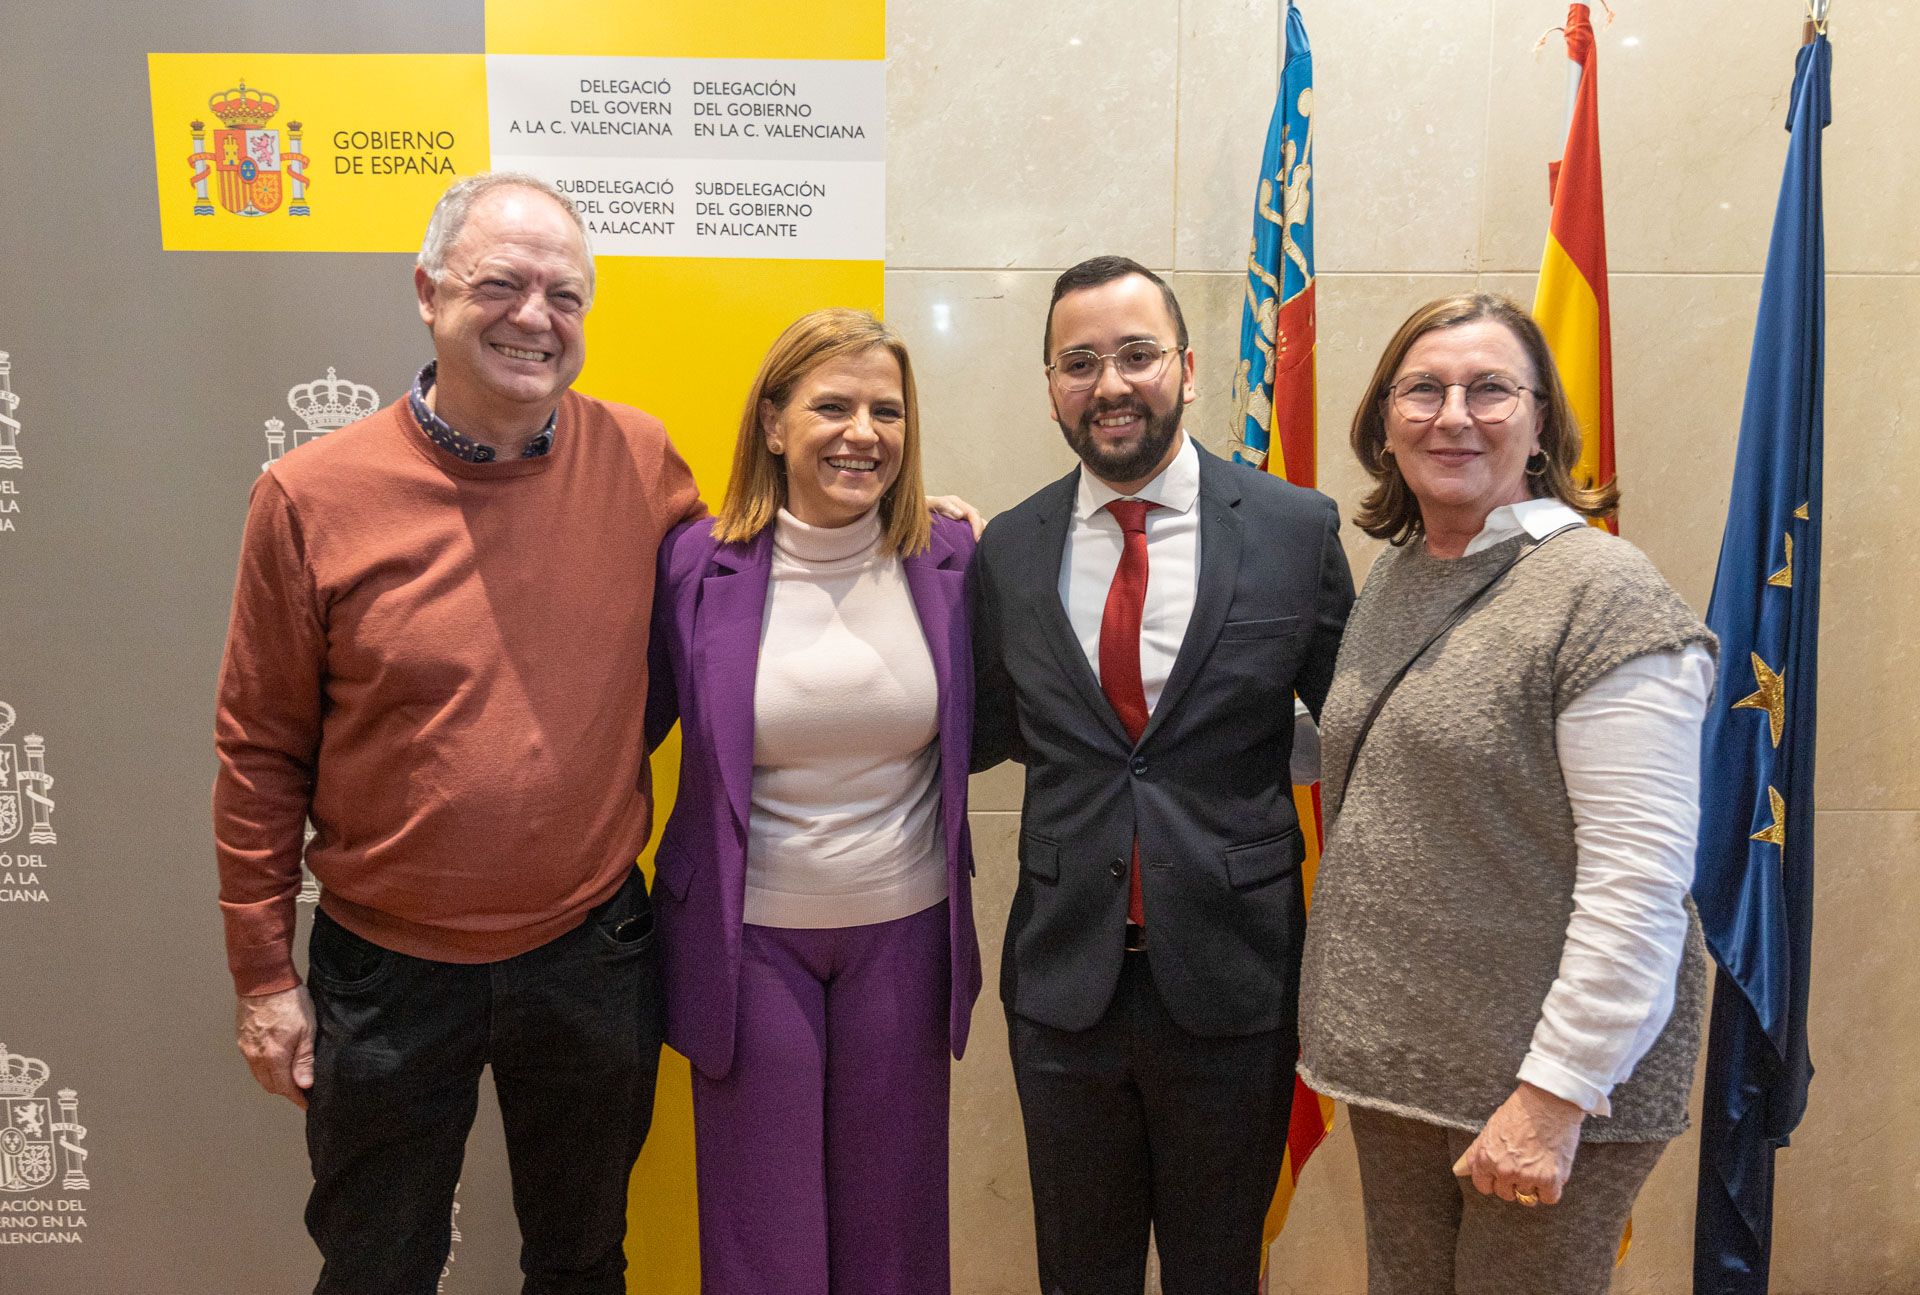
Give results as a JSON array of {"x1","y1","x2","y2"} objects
[{"x1": 1124, "y1": 922, "x2": 1149, "y2": 953}]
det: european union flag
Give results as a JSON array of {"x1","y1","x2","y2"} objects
[{"x1": 1691, "y1": 30, "x2": 1829, "y2": 1295}]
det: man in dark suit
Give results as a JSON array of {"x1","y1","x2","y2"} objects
[{"x1": 971, "y1": 255, "x2": 1354, "y2": 1293}]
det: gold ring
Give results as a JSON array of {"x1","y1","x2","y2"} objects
[{"x1": 1515, "y1": 1191, "x2": 1539, "y2": 1207}]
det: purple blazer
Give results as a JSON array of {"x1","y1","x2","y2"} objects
[{"x1": 646, "y1": 512, "x2": 982, "y2": 1081}]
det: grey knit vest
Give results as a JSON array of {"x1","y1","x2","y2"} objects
[{"x1": 1298, "y1": 527, "x2": 1715, "y2": 1142}]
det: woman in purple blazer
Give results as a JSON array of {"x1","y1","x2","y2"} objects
[{"x1": 646, "y1": 309, "x2": 981, "y2": 1295}]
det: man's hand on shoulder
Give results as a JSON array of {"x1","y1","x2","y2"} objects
[
  {"x1": 236, "y1": 984, "x2": 317, "y2": 1109},
  {"x1": 927, "y1": 495, "x2": 986, "y2": 541}
]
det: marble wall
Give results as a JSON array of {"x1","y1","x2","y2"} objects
[{"x1": 889, "y1": 2, "x2": 1920, "y2": 1291}]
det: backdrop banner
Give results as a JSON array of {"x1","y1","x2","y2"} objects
[{"x1": 1, "y1": 2, "x2": 879, "y2": 1289}]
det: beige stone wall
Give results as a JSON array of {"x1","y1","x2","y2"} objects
[{"x1": 889, "y1": 3, "x2": 1920, "y2": 1291}]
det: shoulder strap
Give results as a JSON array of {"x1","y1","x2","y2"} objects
[{"x1": 1338, "y1": 523, "x2": 1586, "y2": 796}]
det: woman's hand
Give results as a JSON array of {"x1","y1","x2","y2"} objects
[
  {"x1": 1451, "y1": 1081, "x2": 1585, "y2": 1206},
  {"x1": 926, "y1": 494, "x2": 986, "y2": 540}
]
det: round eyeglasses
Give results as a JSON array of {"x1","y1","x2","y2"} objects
[
  {"x1": 1047, "y1": 342, "x2": 1182, "y2": 394},
  {"x1": 1386, "y1": 375, "x2": 1539, "y2": 424}
]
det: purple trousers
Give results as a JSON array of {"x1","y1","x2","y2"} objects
[{"x1": 691, "y1": 901, "x2": 952, "y2": 1295}]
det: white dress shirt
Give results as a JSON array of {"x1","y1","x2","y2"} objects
[
  {"x1": 1058, "y1": 433, "x2": 1202, "y2": 713},
  {"x1": 1464, "y1": 500, "x2": 1717, "y2": 1116}
]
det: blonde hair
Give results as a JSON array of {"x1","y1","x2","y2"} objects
[
  {"x1": 1349, "y1": 293, "x2": 1618, "y2": 545},
  {"x1": 713, "y1": 309, "x2": 930, "y2": 556}
]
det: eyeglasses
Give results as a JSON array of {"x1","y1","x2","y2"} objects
[
  {"x1": 1047, "y1": 342, "x2": 1182, "y2": 393},
  {"x1": 1385, "y1": 375, "x2": 1539, "y2": 424}
]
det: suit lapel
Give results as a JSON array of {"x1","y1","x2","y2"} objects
[
  {"x1": 903, "y1": 534, "x2": 971, "y2": 847},
  {"x1": 903, "y1": 543, "x2": 962, "y2": 737},
  {"x1": 693, "y1": 530, "x2": 774, "y2": 833},
  {"x1": 1021, "y1": 471, "x2": 1132, "y2": 749},
  {"x1": 1140, "y1": 449, "x2": 1242, "y2": 746}
]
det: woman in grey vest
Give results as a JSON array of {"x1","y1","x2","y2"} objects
[{"x1": 1298, "y1": 293, "x2": 1716, "y2": 1293}]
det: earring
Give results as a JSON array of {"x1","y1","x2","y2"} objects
[
  {"x1": 1526, "y1": 450, "x2": 1548, "y2": 477},
  {"x1": 769, "y1": 440, "x2": 784, "y2": 455}
]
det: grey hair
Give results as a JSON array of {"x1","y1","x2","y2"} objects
[{"x1": 416, "y1": 171, "x2": 595, "y2": 296}]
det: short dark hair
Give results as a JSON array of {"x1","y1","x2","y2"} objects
[{"x1": 1042, "y1": 256, "x2": 1190, "y2": 361}]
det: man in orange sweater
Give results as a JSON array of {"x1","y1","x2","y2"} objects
[{"x1": 213, "y1": 172, "x2": 702, "y2": 1294}]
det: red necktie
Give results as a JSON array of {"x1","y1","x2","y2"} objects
[{"x1": 1099, "y1": 499, "x2": 1157, "y2": 927}]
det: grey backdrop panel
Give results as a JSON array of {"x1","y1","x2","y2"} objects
[{"x1": 0, "y1": 3, "x2": 544, "y2": 1290}]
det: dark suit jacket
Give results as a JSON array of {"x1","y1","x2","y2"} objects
[
  {"x1": 647, "y1": 513, "x2": 983, "y2": 1080},
  {"x1": 971, "y1": 443, "x2": 1353, "y2": 1038}
]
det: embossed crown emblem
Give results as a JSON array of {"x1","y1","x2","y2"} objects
[
  {"x1": 0, "y1": 1044, "x2": 51, "y2": 1099},
  {"x1": 209, "y1": 80, "x2": 280, "y2": 129},
  {"x1": 289, "y1": 368, "x2": 380, "y2": 431}
]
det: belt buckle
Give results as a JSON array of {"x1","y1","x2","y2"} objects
[{"x1": 1124, "y1": 923, "x2": 1149, "y2": 953}]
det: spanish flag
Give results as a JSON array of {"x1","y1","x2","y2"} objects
[{"x1": 1532, "y1": 2, "x2": 1617, "y2": 529}]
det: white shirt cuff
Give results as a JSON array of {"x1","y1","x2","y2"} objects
[{"x1": 1518, "y1": 1052, "x2": 1612, "y2": 1116}]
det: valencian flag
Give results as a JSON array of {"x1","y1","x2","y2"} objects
[
  {"x1": 1229, "y1": 1, "x2": 1334, "y2": 1264},
  {"x1": 1691, "y1": 25, "x2": 1829, "y2": 1294},
  {"x1": 1232, "y1": 0, "x2": 1316, "y2": 486},
  {"x1": 1532, "y1": 3, "x2": 1617, "y2": 530}
]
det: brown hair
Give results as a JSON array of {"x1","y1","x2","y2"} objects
[
  {"x1": 713, "y1": 308, "x2": 930, "y2": 556},
  {"x1": 1349, "y1": 293, "x2": 1619, "y2": 544}
]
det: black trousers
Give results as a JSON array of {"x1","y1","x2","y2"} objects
[
  {"x1": 1009, "y1": 950, "x2": 1297, "y2": 1295},
  {"x1": 304, "y1": 868, "x2": 663, "y2": 1295}
]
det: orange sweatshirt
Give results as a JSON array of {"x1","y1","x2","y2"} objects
[{"x1": 214, "y1": 393, "x2": 701, "y2": 997}]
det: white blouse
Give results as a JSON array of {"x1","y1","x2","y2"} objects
[{"x1": 1475, "y1": 499, "x2": 1716, "y2": 1116}]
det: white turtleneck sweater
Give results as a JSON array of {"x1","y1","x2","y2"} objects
[{"x1": 743, "y1": 508, "x2": 948, "y2": 929}]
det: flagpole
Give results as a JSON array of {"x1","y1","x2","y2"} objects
[
  {"x1": 1561, "y1": 35, "x2": 1583, "y2": 137},
  {"x1": 1805, "y1": 0, "x2": 1830, "y2": 41}
]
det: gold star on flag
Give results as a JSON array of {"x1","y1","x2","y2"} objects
[
  {"x1": 1769, "y1": 533, "x2": 1794, "y2": 588},
  {"x1": 1793, "y1": 501, "x2": 1810, "y2": 520},
  {"x1": 1733, "y1": 652, "x2": 1787, "y2": 748},
  {"x1": 1750, "y1": 785, "x2": 1787, "y2": 849}
]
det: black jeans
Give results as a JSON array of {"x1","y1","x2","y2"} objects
[
  {"x1": 1009, "y1": 950, "x2": 1297, "y2": 1295},
  {"x1": 304, "y1": 868, "x2": 663, "y2": 1295}
]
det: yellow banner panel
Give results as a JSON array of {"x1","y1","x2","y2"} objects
[
  {"x1": 148, "y1": 53, "x2": 489, "y2": 252},
  {"x1": 486, "y1": 0, "x2": 885, "y2": 61},
  {"x1": 591, "y1": 254, "x2": 881, "y2": 1292},
  {"x1": 577, "y1": 257, "x2": 884, "y2": 495}
]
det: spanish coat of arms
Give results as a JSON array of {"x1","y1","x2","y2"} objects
[
  {"x1": 0, "y1": 1044, "x2": 88, "y2": 1193},
  {"x1": 0, "y1": 703, "x2": 55, "y2": 846},
  {"x1": 188, "y1": 81, "x2": 313, "y2": 217}
]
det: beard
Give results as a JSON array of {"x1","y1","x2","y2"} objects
[{"x1": 1057, "y1": 395, "x2": 1183, "y2": 486}]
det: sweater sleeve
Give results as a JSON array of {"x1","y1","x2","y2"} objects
[
  {"x1": 656, "y1": 427, "x2": 706, "y2": 527},
  {"x1": 1552, "y1": 538, "x2": 1713, "y2": 710},
  {"x1": 1519, "y1": 643, "x2": 1715, "y2": 1113},
  {"x1": 212, "y1": 473, "x2": 327, "y2": 998}
]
